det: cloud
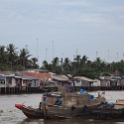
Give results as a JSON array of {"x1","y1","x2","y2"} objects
[
  {"x1": 60, "y1": 1, "x2": 92, "y2": 7},
  {"x1": 0, "y1": 0, "x2": 123, "y2": 27},
  {"x1": 0, "y1": 0, "x2": 124, "y2": 63}
]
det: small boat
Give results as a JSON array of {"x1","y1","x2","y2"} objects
[
  {"x1": 15, "y1": 91, "x2": 106, "y2": 119},
  {"x1": 91, "y1": 99, "x2": 124, "y2": 120},
  {"x1": 15, "y1": 104, "x2": 45, "y2": 118},
  {"x1": 15, "y1": 103, "x2": 68, "y2": 120}
]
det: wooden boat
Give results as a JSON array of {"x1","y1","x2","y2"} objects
[
  {"x1": 15, "y1": 104, "x2": 45, "y2": 118},
  {"x1": 15, "y1": 91, "x2": 106, "y2": 119},
  {"x1": 91, "y1": 99, "x2": 124, "y2": 120}
]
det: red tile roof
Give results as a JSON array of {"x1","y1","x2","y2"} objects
[{"x1": 21, "y1": 71, "x2": 51, "y2": 81}]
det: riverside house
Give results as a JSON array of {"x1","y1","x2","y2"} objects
[
  {"x1": 20, "y1": 69, "x2": 51, "y2": 87},
  {"x1": 0, "y1": 73, "x2": 39, "y2": 88},
  {"x1": 0, "y1": 75, "x2": 6, "y2": 87},
  {"x1": 74, "y1": 76, "x2": 100, "y2": 87},
  {"x1": 51, "y1": 74, "x2": 71, "y2": 86}
]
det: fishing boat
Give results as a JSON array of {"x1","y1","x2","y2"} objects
[
  {"x1": 91, "y1": 99, "x2": 124, "y2": 120},
  {"x1": 15, "y1": 91, "x2": 106, "y2": 119}
]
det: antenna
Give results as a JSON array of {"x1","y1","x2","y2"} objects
[
  {"x1": 108, "y1": 49, "x2": 109, "y2": 63},
  {"x1": 46, "y1": 48, "x2": 47, "y2": 61},
  {"x1": 52, "y1": 41, "x2": 54, "y2": 59},
  {"x1": 37, "y1": 38, "x2": 39, "y2": 65}
]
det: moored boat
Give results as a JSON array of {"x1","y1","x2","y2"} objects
[
  {"x1": 15, "y1": 91, "x2": 106, "y2": 119},
  {"x1": 15, "y1": 104, "x2": 45, "y2": 118},
  {"x1": 91, "y1": 99, "x2": 124, "y2": 120}
]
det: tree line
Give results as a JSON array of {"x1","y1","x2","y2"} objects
[
  {"x1": 0, "y1": 44, "x2": 124, "y2": 79},
  {"x1": 0, "y1": 44, "x2": 39, "y2": 71},
  {"x1": 42, "y1": 55, "x2": 124, "y2": 79}
]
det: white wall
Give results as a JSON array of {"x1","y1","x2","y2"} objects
[{"x1": 12, "y1": 78, "x2": 16, "y2": 87}]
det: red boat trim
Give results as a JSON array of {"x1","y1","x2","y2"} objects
[{"x1": 15, "y1": 104, "x2": 25, "y2": 109}]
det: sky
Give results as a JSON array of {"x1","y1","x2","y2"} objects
[{"x1": 0, "y1": 0, "x2": 124, "y2": 66}]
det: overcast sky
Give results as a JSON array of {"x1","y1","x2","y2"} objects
[{"x1": 0, "y1": 0, "x2": 124, "y2": 65}]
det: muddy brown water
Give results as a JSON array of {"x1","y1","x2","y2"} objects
[{"x1": 0, "y1": 91, "x2": 124, "y2": 124}]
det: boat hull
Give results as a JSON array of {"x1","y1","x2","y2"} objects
[
  {"x1": 21, "y1": 107, "x2": 45, "y2": 118},
  {"x1": 91, "y1": 103, "x2": 124, "y2": 120},
  {"x1": 21, "y1": 107, "x2": 68, "y2": 119},
  {"x1": 15, "y1": 102, "x2": 104, "y2": 119}
]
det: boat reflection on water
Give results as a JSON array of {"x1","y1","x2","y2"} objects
[
  {"x1": 19, "y1": 118, "x2": 124, "y2": 124},
  {"x1": 19, "y1": 118, "x2": 68, "y2": 124},
  {"x1": 19, "y1": 118, "x2": 44, "y2": 124}
]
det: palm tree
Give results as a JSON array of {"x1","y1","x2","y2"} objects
[
  {"x1": 63, "y1": 58, "x2": 70, "y2": 68},
  {"x1": 19, "y1": 48, "x2": 31, "y2": 69},
  {"x1": 51, "y1": 57, "x2": 59, "y2": 73},
  {"x1": 42, "y1": 60, "x2": 49, "y2": 70},
  {"x1": 73, "y1": 55, "x2": 81, "y2": 69},
  {"x1": 74, "y1": 55, "x2": 81, "y2": 63},
  {"x1": 0, "y1": 45, "x2": 7, "y2": 64},
  {"x1": 80, "y1": 55, "x2": 88, "y2": 67},
  {"x1": 31, "y1": 57, "x2": 38, "y2": 68},
  {"x1": 93, "y1": 57, "x2": 103, "y2": 72},
  {"x1": 6, "y1": 44, "x2": 17, "y2": 65}
]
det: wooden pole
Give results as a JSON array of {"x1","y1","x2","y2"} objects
[{"x1": 5, "y1": 77, "x2": 6, "y2": 94}]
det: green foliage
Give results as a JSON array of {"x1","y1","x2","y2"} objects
[
  {"x1": 12, "y1": 65, "x2": 25, "y2": 71},
  {"x1": 0, "y1": 109, "x2": 3, "y2": 113},
  {"x1": 41, "y1": 55, "x2": 124, "y2": 79},
  {"x1": 72, "y1": 67, "x2": 96, "y2": 79},
  {"x1": 0, "y1": 44, "x2": 39, "y2": 71},
  {"x1": 100, "y1": 72, "x2": 111, "y2": 76},
  {"x1": 0, "y1": 44, "x2": 124, "y2": 78}
]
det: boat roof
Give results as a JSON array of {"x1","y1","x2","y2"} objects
[{"x1": 43, "y1": 92, "x2": 62, "y2": 98}]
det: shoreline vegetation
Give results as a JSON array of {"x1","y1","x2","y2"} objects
[{"x1": 0, "y1": 44, "x2": 124, "y2": 79}]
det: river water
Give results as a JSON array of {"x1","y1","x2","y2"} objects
[{"x1": 0, "y1": 91, "x2": 124, "y2": 124}]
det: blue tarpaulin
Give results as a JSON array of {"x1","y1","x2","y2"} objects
[
  {"x1": 105, "y1": 102, "x2": 114, "y2": 108},
  {"x1": 89, "y1": 94, "x2": 94, "y2": 99},
  {"x1": 80, "y1": 88, "x2": 84, "y2": 94}
]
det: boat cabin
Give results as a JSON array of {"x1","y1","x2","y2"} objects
[{"x1": 43, "y1": 92, "x2": 106, "y2": 107}]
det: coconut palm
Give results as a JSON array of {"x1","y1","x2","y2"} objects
[
  {"x1": 19, "y1": 48, "x2": 31, "y2": 68},
  {"x1": 31, "y1": 57, "x2": 39, "y2": 68},
  {"x1": 93, "y1": 57, "x2": 102, "y2": 72},
  {"x1": 74, "y1": 55, "x2": 81, "y2": 63},
  {"x1": 73, "y1": 55, "x2": 82, "y2": 69},
  {"x1": 0, "y1": 45, "x2": 7, "y2": 64},
  {"x1": 80, "y1": 55, "x2": 88, "y2": 66},
  {"x1": 42, "y1": 60, "x2": 50, "y2": 70},
  {"x1": 51, "y1": 57, "x2": 59, "y2": 73},
  {"x1": 63, "y1": 58, "x2": 70, "y2": 68},
  {"x1": 6, "y1": 44, "x2": 17, "y2": 65}
]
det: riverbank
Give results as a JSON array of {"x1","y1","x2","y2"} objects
[{"x1": 0, "y1": 86, "x2": 124, "y2": 94}]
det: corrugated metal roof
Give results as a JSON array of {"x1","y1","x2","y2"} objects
[
  {"x1": 52, "y1": 74, "x2": 69, "y2": 82},
  {"x1": 0, "y1": 73, "x2": 38, "y2": 81},
  {"x1": 74, "y1": 76, "x2": 96, "y2": 82},
  {"x1": 22, "y1": 75, "x2": 38, "y2": 80}
]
